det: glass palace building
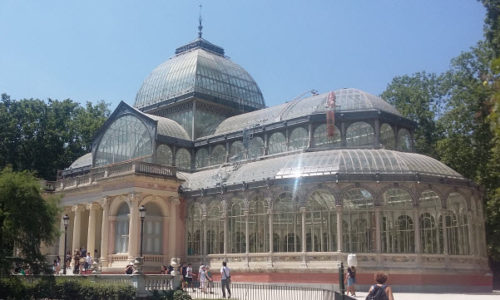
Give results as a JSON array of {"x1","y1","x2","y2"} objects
[{"x1": 51, "y1": 35, "x2": 491, "y2": 292}]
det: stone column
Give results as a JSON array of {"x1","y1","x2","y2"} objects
[
  {"x1": 108, "y1": 217, "x2": 117, "y2": 256},
  {"x1": 58, "y1": 209, "x2": 68, "y2": 257},
  {"x1": 168, "y1": 198, "x2": 178, "y2": 259},
  {"x1": 301, "y1": 207, "x2": 306, "y2": 253},
  {"x1": 336, "y1": 205, "x2": 343, "y2": 252},
  {"x1": 467, "y1": 210, "x2": 474, "y2": 255},
  {"x1": 268, "y1": 208, "x2": 273, "y2": 253},
  {"x1": 202, "y1": 215, "x2": 207, "y2": 258},
  {"x1": 71, "y1": 205, "x2": 84, "y2": 253},
  {"x1": 441, "y1": 210, "x2": 449, "y2": 255},
  {"x1": 223, "y1": 198, "x2": 228, "y2": 255},
  {"x1": 87, "y1": 203, "x2": 99, "y2": 255},
  {"x1": 414, "y1": 209, "x2": 421, "y2": 254},
  {"x1": 128, "y1": 194, "x2": 140, "y2": 259},
  {"x1": 100, "y1": 198, "x2": 110, "y2": 266},
  {"x1": 375, "y1": 206, "x2": 381, "y2": 253},
  {"x1": 245, "y1": 211, "x2": 249, "y2": 254}
]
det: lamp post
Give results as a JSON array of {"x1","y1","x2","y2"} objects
[
  {"x1": 139, "y1": 205, "x2": 146, "y2": 258},
  {"x1": 62, "y1": 214, "x2": 70, "y2": 275}
]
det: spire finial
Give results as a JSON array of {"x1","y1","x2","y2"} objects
[{"x1": 198, "y1": 4, "x2": 203, "y2": 38}]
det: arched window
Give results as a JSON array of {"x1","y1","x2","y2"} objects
[
  {"x1": 397, "y1": 128, "x2": 412, "y2": 151},
  {"x1": 346, "y1": 122, "x2": 374, "y2": 147},
  {"x1": 273, "y1": 193, "x2": 301, "y2": 252},
  {"x1": 156, "y1": 144, "x2": 173, "y2": 165},
  {"x1": 268, "y1": 132, "x2": 286, "y2": 155},
  {"x1": 195, "y1": 148, "x2": 209, "y2": 169},
  {"x1": 342, "y1": 188, "x2": 374, "y2": 253},
  {"x1": 143, "y1": 202, "x2": 162, "y2": 254},
  {"x1": 229, "y1": 199, "x2": 246, "y2": 253},
  {"x1": 211, "y1": 144, "x2": 226, "y2": 165},
  {"x1": 446, "y1": 193, "x2": 470, "y2": 255},
  {"x1": 312, "y1": 124, "x2": 341, "y2": 148},
  {"x1": 419, "y1": 190, "x2": 443, "y2": 254},
  {"x1": 175, "y1": 148, "x2": 191, "y2": 170},
  {"x1": 95, "y1": 115, "x2": 152, "y2": 166},
  {"x1": 206, "y1": 201, "x2": 224, "y2": 254},
  {"x1": 248, "y1": 137, "x2": 264, "y2": 159},
  {"x1": 249, "y1": 199, "x2": 269, "y2": 253},
  {"x1": 306, "y1": 191, "x2": 336, "y2": 252},
  {"x1": 382, "y1": 188, "x2": 415, "y2": 253},
  {"x1": 379, "y1": 123, "x2": 395, "y2": 149},
  {"x1": 114, "y1": 202, "x2": 129, "y2": 254},
  {"x1": 229, "y1": 141, "x2": 245, "y2": 162},
  {"x1": 288, "y1": 127, "x2": 308, "y2": 150},
  {"x1": 187, "y1": 203, "x2": 202, "y2": 256}
]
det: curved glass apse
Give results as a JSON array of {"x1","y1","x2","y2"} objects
[
  {"x1": 229, "y1": 141, "x2": 245, "y2": 162},
  {"x1": 175, "y1": 148, "x2": 191, "y2": 170},
  {"x1": 346, "y1": 122, "x2": 374, "y2": 147},
  {"x1": 211, "y1": 144, "x2": 226, "y2": 165},
  {"x1": 95, "y1": 115, "x2": 152, "y2": 167},
  {"x1": 248, "y1": 137, "x2": 265, "y2": 159},
  {"x1": 268, "y1": 132, "x2": 286, "y2": 155}
]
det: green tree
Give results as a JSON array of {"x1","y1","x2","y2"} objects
[
  {"x1": 0, "y1": 96, "x2": 109, "y2": 180},
  {"x1": 380, "y1": 72, "x2": 444, "y2": 157},
  {"x1": 0, "y1": 167, "x2": 60, "y2": 275}
]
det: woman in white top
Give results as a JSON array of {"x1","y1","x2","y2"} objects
[{"x1": 220, "y1": 261, "x2": 231, "y2": 298}]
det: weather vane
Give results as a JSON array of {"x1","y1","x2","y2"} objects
[{"x1": 198, "y1": 4, "x2": 203, "y2": 38}]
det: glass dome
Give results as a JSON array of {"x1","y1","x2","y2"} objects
[{"x1": 134, "y1": 38, "x2": 265, "y2": 112}]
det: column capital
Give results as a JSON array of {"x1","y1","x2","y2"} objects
[
  {"x1": 87, "y1": 202, "x2": 100, "y2": 211},
  {"x1": 72, "y1": 204, "x2": 85, "y2": 213},
  {"x1": 99, "y1": 196, "x2": 111, "y2": 210},
  {"x1": 169, "y1": 196, "x2": 180, "y2": 206},
  {"x1": 299, "y1": 207, "x2": 307, "y2": 213},
  {"x1": 127, "y1": 192, "x2": 142, "y2": 207}
]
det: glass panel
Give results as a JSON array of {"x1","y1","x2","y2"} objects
[
  {"x1": 273, "y1": 193, "x2": 301, "y2": 252},
  {"x1": 382, "y1": 214, "x2": 415, "y2": 253},
  {"x1": 195, "y1": 148, "x2": 209, "y2": 169},
  {"x1": 346, "y1": 122, "x2": 374, "y2": 147},
  {"x1": 229, "y1": 141, "x2": 245, "y2": 162},
  {"x1": 397, "y1": 128, "x2": 412, "y2": 151},
  {"x1": 114, "y1": 202, "x2": 129, "y2": 254},
  {"x1": 249, "y1": 199, "x2": 269, "y2": 253},
  {"x1": 187, "y1": 203, "x2": 202, "y2": 256},
  {"x1": 248, "y1": 137, "x2": 264, "y2": 159},
  {"x1": 211, "y1": 144, "x2": 226, "y2": 165},
  {"x1": 206, "y1": 201, "x2": 224, "y2": 254},
  {"x1": 383, "y1": 188, "x2": 413, "y2": 209},
  {"x1": 419, "y1": 190, "x2": 441, "y2": 209},
  {"x1": 306, "y1": 191, "x2": 336, "y2": 252},
  {"x1": 175, "y1": 148, "x2": 191, "y2": 170},
  {"x1": 420, "y1": 212, "x2": 440, "y2": 253},
  {"x1": 446, "y1": 193, "x2": 470, "y2": 255},
  {"x1": 342, "y1": 188, "x2": 375, "y2": 253},
  {"x1": 312, "y1": 124, "x2": 341, "y2": 148},
  {"x1": 268, "y1": 132, "x2": 286, "y2": 155},
  {"x1": 379, "y1": 123, "x2": 395, "y2": 150},
  {"x1": 229, "y1": 199, "x2": 246, "y2": 253},
  {"x1": 156, "y1": 144, "x2": 173, "y2": 166},
  {"x1": 288, "y1": 127, "x2": 309, "y2": 150},
  {"x1": 95, "y1": 115, "x2": 152, "y2": 166}
]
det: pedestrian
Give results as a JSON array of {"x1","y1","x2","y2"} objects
[
  {"x1": 200, "y1": 265, "x2": 208, "y2": 293},
  {"x1": 366, "y1": 272, "x2": 394, "y2": 300},
  {"x1": 84, "y1": 252, "x2": 93, "y2": 273},
  {"x1": 220, "y1": 261, "x2": 231, "y2": 299},
  {"x1": 73, "y1": 250, "x2": 80, "y2": 274},
  {"x1": 346, "y1": 265, "x2": 356, "y2": 296},
  {"x1": 185, "y1": 263, "x2": 194, "y2": 291},
  {"x1": 206, "y1": 266, "x2": 214, "y2": 294}
]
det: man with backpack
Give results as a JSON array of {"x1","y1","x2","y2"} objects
[{"x1": 366, "y1": 272, "x2": 394, "y2": 300}]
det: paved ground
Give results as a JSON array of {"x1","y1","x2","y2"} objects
[{"x1": 355, "y1": 291, "x2": 500, "y2": 300}]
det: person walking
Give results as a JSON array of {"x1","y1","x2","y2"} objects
[
  {"x1": 346, "y1": 266, "x2": 356, "y2": 296},
  {"x1": 185, "y1": 263, "x2": 194, "y2": 292},
  {"x1": 220, "y1": 261, "x2": 231, "y2": 299},
  {"x1": 366, "y1": 272, "x2": 394, "y2": 300}
]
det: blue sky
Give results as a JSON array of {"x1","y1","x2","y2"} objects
[{"x1": 0, "y1": 0, "x2": 486, "y2": 110}]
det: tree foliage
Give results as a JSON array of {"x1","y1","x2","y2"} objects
[
  {"x1": 0, "y1": 167, "x2": 60, "y2": 275},
  {"x1": 0, "y1": 95, "x2": 109, "y2": 180}
]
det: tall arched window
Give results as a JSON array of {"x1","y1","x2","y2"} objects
[
  {"x1": 229, "y1": 141, "x2": 245, "y2": 162},
  {"x1": 288, "y1": 127, "x2": 309, "y2": 150},
  {"x1": 195, "y1": 148, "x2": 209, "y2": 169},
  {"x1": 446, "y1": 193, "x2": 470, "y2": 255},
  {"x1": 379, "y1": 123, "x2": 395, "y2": 149},
  {"x1": 346, "y1": 122, "x2": 374, "y2": 147},
  {"x1": 248, "y1": 137, "x2": 264, "y2": 159},
  {"x1": 95, "y1": 115, "x2": 152, "y2": 166},
  {"x1": 306, "y1": 191, "x2": 337, "y2": 252},
  {"x1": 156, "y1": 144, "x2": 173, "y2": 165},
  {"x1": 249, "y1": 198, "x2": 269, "y2": 253},
  {"x1": 382, "y1": 188, "x2": 415, "y2": 253},
  {"x1": 229, "y1": 199, "x2": 246, "y2": 253},
  {"x1": 206, "y1": 201, "x2": 224, "y2": 254},
  {"x1": 114, "y1": 203, "x2": 130, "y2": 254},
  {"x1": 312, "y1": 124, "x2": 341, "y2": 148},
  {"x1": 143, "y1": 202, "x2": 162, "y2": 254},
  {"x1": 342, "y1": 188, "x2": 374, "y2": 253},
  {"x1": 268, "y1": 132, "x2": 286, "y2": 155},
  {"x1": 186, "y1": 203, "x2": 202, "y2": 256},
  {"x1": 273, "y1": 193, "x2": 301, "y2": 252},
  {"x1": 419, "y1": 190, "x2": 443, "y2": 254},
  {"x1": 175, "y1": 148, "x2": 191, "y2": 170},
  {"x1": 211, "y1": 144, "x2": 226, "y2": 165},
  {"x1": 397, "y1": 128, "x2": 412, "y2": 151}
]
